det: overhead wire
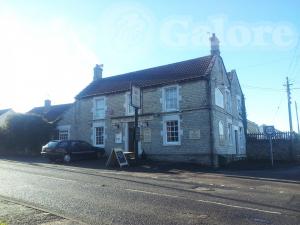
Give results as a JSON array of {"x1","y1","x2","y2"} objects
[{"x1": 271, "y1": 36, "x2": 300, "y2": 126}]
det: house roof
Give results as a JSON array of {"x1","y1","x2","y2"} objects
[
  {"x1": 28, "y1": 103, "x2": 72, "y2": 123},
  {"x1": 76, "y1": 55, "x2": 215, "y2": 99},
  {"x1": 0, "y1": 108, "x2": 12, "y2": 117},
  {"x1": 247, "y1": 120, "x2": 260, "y2": 133}
]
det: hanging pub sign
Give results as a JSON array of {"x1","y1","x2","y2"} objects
[{"x1": 131, "y1": 85, "x2": 141, "y2": 108}]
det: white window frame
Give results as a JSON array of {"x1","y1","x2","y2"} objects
[
  {"x1": 215, "y1": 88, "x2": 224, "y2": 108},
  {"x1": 93, "y1": 96, "x2": 106, "y2": 120},
  {"x1": 227, "y1": 123, "x2": 233, "y2": 145},
  {"x1": 162, "y1": 114, "x2": 181, "y2": 146},
  {"x1": 57, "y1": 125, "x2": 70, "y2": 140},
  {"x1": 225, "y1": 89, "x2": 232, "y2": 113},
  {"x1": 92, "y1": 121, "x2": 105, "y2": 147},
  {"x1": 219, "y1": 121, "x2": 225, "y2": 144},
  {"x1": 162, "y1": 85, "x2": 179, "y2": 112}
]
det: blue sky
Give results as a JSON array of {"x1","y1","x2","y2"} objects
[{"x1": 0, "y1": 0, "x2": 299, "y2": 131}]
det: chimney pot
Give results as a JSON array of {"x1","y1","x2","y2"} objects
[
  {"x1": 210, "y1": 33, "x2": 220, "y2": 55},
  {"x1": 93, "y1": 64, "x2": 103, "y2": 81},
  {"x1": 44, "y1": 99, "x2": 51, "y2": 108}
]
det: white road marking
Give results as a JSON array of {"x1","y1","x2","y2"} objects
[
  {"x1": 125, "y1": 188, "x2": 282, "y2": 215},
  {"x1": 125, "y1": 188, "x2": 180, "y2": 198},
  {"x1": 0, "y1": 160, "x2": 288, "y2": 216},
  {"x1": 36, "y1": 174, "x2": 78, "y2": 183},
  {"x1": 194, "y1": 199, "x2": 281, "y2": 215}
]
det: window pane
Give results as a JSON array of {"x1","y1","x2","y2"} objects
[
  {"x1": 165, "y1": 87, "x2": 177, "y2": 110},
  {"x1": 166, "y1": 120, "x2": 179, "y2": 142},
  {"x1": 96, "y1": 99, "x2": 104, "y2": 108},
  {"x1": 59, "y1": 130, "x2": 68, "y2": 140},
  {"x1": 227, "y1": 123, "x2": 232, "y2": 143},
  {"x1": 95, "y1": 98, "x2": 105, "y2": 118},
  {"x1": 219, "y1": 121, "x2": 225, "y2": 142},
  {"x1": 95, "y1": 127, "x2": 104, "y2": 145},
  {"x1": 215, "y1": 88, "x2": 224, "y2": 108}
]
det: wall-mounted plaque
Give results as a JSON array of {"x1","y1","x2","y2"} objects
[
  {"x1": 143, "y1": 128, "x2": 151, "y2": 143},
  {"x1": 115, "y1": 132, "x2": 122, "y2": 143},
  {"x1": 189, "y1": 129, "x2": 201, "y2": 139}
]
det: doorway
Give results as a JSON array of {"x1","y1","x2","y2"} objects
[{"x1": 128, "y1": 122, "x2": 135, "y2": 152}]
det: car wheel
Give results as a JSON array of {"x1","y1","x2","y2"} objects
[
  {"x1": 96, "y1": 152, "x2": 103, "y2": 159},
  {"x1": 63, "y1": 154, "x2": 71, "y2": 163}
]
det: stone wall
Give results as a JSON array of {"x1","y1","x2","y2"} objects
[
  {"x1": 210, "y1": 56, "x2": 246, "y2": 157},
  {"x1": 246, "y1": 138, "x2": 300, "y2": 161},
  {"x1": 58, "y1": 79, "x2": 215, "y2": 165}
]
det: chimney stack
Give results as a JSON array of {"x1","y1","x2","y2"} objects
[
  {"x1": 210, "y1": 33, "x2": 220, "y2": 56},
  {"x1": 93, "y1": 64, "x2": 103, "y2": 81},
  {"x1": 44, "y1": 99, "x2": 51, "y2": 109}
]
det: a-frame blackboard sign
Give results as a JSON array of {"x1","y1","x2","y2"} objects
[{"x1": 106, "y1": 148, "x2": 129, "y2": 168}]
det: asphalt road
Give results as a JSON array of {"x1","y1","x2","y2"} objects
[{"x1": 0, "y1": 158, "x2": 299, "y2": 225}]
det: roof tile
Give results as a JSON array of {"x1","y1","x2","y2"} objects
[{"x1": 76, "y1": 55, "x2": 214, "y2": 99}]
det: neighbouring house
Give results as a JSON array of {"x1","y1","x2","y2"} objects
[
  {"x1": 28, "y1": 100, "x2": 72, "y2": 140},
  {"x1": 259, "y1": 124, "x2": 282, "y2": 133},
  {"x1": 247, "y1": 120, "x2": 260, "y2": 133},
  {"x1": 57, "y1": 34, "x2": 246, "y2": 167},
  {"x1": 0, "y1": 108, "x2": 15, "y2": 126}
]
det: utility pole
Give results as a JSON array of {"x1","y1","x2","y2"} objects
[
  {"x1": 295, "y1": 101, "x2": 300, "y2": 134},
  {"x1": 285, "y1": 77, "x2": 293, "y2": 133},
  {"x1": 284, "y1": 77, "x2": 295, "y2": 161}
]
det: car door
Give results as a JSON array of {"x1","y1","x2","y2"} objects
[
  {"x1": 78, "y1": 141, "x2": 94, "y2": 159},
  {"x1": 70, "y1": 141, "x2": 82, "y2": 160}
]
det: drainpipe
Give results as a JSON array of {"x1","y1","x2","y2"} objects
[{"x1": 207, "y1": 77, "x2": 216, "y2": 167}]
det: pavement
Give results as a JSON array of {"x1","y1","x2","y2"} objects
[
  {"x1": 0, "y1": 196, "x2": 84, "y2": 225},
  {"x1": 0, "y1": 156, "x2": 299, "y2": 225}
]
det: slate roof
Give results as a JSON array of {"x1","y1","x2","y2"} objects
[
  {"x1": 28, "y1": 103, "x2": 72, "y2": 123},
  {"x1": 0, "y1": 109, "x2": 12, "y2": 116},
  {"x1": 247, "y1": 120, "x2": 260, "y2": 133},
  {"x1": 76, "y1": 55, "x2": 215, "y2": 99}
]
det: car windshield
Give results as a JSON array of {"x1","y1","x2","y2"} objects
[{"x1": 47, "y1": 141, "x2": 58, "y2": 148}]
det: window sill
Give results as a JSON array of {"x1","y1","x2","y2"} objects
[
  {"x1": 162, "y1": 109, "x2": 180, "y2": 113},
  {"x1": 95, "y1": 144, "x2": 105, "y2": 148},
  {"x1": 163, "y1": 142, "x2": 181, "y2": 146},
  {"x1": 93, "y1": 117, "x2": 106, "y2": 120}
]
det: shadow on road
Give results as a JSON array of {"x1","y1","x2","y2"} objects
[
  {"x1": 1, "y1": 155, "x2": 300, "y2": 214},
  {"x1": 1, "y1": 155, "x2": 300, "y2": 183}
]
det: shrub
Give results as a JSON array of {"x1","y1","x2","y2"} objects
[{"x1": 0, "y1": 113, "x2": 53, "y2": 155}]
